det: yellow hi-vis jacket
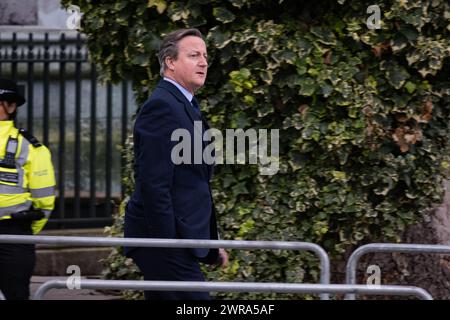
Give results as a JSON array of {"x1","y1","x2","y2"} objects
[{"x1": 0, "y1": 121, "x2": 56, "y2": 234}]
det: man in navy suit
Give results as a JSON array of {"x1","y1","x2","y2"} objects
[{"x1": 124, "y1": 28, "x2": 228, "y2": 300}]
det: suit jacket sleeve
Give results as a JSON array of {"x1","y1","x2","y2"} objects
[{"x1": 135, "y1": 99, "x2": 179, "y2": 238}]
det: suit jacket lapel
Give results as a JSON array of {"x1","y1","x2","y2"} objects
[
  {"x1": 157, "y1": 80, "x2": 195, "y2": 119},
  {"x1": 157, "y1": 80, "x2": 203, "y2": 136},
  {"x1": 201, "y1": 114, "x2": 215, "y2": 180},
  {"x1": 157, "y1": 80, "x2": 212, "y2": 178}
]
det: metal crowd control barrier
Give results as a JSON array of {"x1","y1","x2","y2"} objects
[
  {"x1": 345, "y1": 243, "x2": 450, "y2": 300},
  {"x1": 33, "y1": 279, "x2": 433, "y2": 300},
  {"x1": 0, "y1": 235, "x2": 330, "y2": 300}
]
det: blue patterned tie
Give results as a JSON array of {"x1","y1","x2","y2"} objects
[{"x1": 191, "y1": 96, "x2": 201, "y2": 117}]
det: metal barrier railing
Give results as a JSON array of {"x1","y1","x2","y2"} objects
[
  {"x1": 33, "y1": 279, "x2": 433, "y2": 300},
  {"x1": 345, "y1": 243, "x2": 450, "y2": 300},
  {"x1": 0, "y1": 234, "x2": 331, "y2": 300}
]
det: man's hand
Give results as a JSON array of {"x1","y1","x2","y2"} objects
[{"x1": 215, "y1": 248, "x2": 228, "y2": 268}]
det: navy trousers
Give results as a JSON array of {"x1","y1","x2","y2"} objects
[{"x1": 129, "y1": 247, "x2": 210, "y2": 300}]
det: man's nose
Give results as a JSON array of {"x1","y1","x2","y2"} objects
[{"x1": 199, "y1": 56, "x2": 208, "y2": 67}]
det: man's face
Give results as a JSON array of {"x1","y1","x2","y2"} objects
[{"x1": 167, "y1": 36, "x2": 208, "y2": 94}]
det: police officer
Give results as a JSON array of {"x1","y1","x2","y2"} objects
[{"x1": 0, "y1": 78, "x2": 56, "y2": 300}]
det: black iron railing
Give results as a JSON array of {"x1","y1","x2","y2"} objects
[{"x1": 0, "y1": 31, "x2": 136, "y2": 228}]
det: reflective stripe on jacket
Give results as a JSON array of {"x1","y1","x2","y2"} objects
[{"x1": 0, "y1": 121, "x2": 56, "y2": 234}]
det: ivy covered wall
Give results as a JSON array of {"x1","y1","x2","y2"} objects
[{"x1": 63, "y1": 0, "x2": 450, "y2": 299}]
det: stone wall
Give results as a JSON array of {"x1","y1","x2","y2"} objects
[
  {"x1": 0, "y1": 0, "x2": 70, "y2": 29},
  {"x1": 0, "y1": 0, "x2": 38, "y2": 25}
]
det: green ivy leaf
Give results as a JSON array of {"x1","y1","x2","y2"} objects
[
  {"x1": 383, "y1": 62, "x2": 410, "y2": 89},
  {"x1": 404, "y1": 81, "x2": 417, "y2": 93},
  {"x1": 298, "y1": 77, "x2": 316, "y2": 96},
  {"x1": 310, "y1": 26, "x2": 337, "y2": 46},
  {"x1": 147, "y1": 0, "x2": 167, "y2": 14},
  {"x1": 213, "y1": 7, "x2": 236, "y2": 24}
]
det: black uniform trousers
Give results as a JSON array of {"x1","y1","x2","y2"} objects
[{"x1": 0, "y1": 219, "x2": 35, "y2": 300}]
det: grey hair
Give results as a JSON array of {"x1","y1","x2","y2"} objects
[{"x1": 158, "y1": 28, "x2": 204, "y2": 77}]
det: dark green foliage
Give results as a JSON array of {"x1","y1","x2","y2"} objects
[{"x1": 63, "y1": 0, "x2": 450, "y2": 299}]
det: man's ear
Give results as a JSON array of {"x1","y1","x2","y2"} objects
[{"x1": 165, "y1": 56, "x2": 175, "y2": 71}]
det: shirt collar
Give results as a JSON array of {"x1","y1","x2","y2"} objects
[{"x1": 163, "y1": 77, "x2": 194, "y2": 103}]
